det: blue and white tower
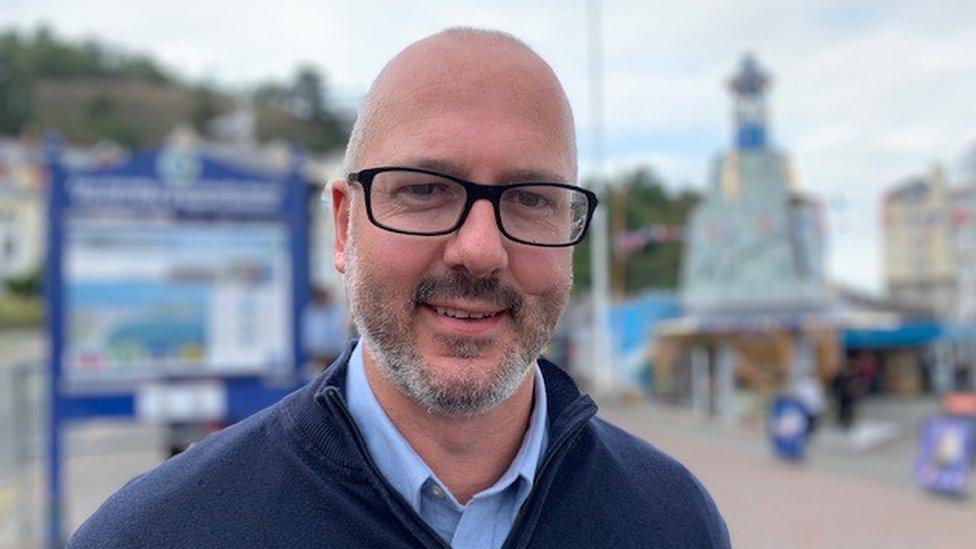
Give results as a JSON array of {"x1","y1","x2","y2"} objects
[
  {"x1": 680, "y1": 55, "x2": 827, "y2": 313},
  {"x1": 729, "y1": 54, "x2": 771, "y2": 150},
  {"x1": 659, "y1": 56, "x2": 834, "y2": 421}
]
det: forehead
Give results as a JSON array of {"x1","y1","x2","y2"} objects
[
  {"x1": 374, "y1": 105, "x2": 574, "y2": 182},
  {"x1": 395, "y1": 157, "x2": 566, "y2": 185},
  {"x1": 361, "y1": 38, "x2": 576, "y2": 181}
]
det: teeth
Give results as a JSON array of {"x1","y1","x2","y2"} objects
[{"x1": 433, "y1": 306, "x2": 496, "y2": 320}]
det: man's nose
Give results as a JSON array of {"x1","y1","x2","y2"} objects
[{"x1": 443, "y1": 199, "x2": 509, "y2": 277}]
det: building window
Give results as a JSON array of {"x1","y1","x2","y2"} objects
[{"x1": 2, "y1": 236, "x2": 14, "y2": 259}]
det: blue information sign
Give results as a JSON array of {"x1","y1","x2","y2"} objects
[{"x1": 44, "y1": 142, "x2": 310, "y2": 544}]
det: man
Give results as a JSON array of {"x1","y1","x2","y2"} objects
[
  {"x1": 302, "y1": 285, "x2": 348, "y2": 373},
  {"x1": 71, "y1": 28, "x2": 730, "y2": 548}
]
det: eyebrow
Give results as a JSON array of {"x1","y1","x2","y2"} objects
[{"x1": 401, "y1": 157, "x2": 570, "y2": 185}]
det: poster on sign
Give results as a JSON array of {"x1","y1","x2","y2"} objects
[
  {"x1": 914, "y1": 414, "x2": 975, "y2": 496},
  {"x1": 64, "y1": 219, "x2": 291, "y2": 385},
  {"x1": 50, "y1": 145, "x2": 307, "y2": 396}
]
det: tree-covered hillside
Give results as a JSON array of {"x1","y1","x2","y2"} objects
[{"x1": 0, "y1": 25, "x2": 350, "y2": 151}]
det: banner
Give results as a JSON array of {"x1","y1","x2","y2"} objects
[{"x1": 914, "y1": 414, "x2": 975, "y2": 496}]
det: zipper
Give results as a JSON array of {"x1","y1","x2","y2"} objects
[
  {"x1": 500, "y1": 398, "x2": 596, "y2": 549},
  {"x1": 323, "y1": 387, "x2": 451, "y2": 549}
]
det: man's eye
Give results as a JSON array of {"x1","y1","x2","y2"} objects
[
  {"x1": 398, "y1": 183, "x2": 447, "y2": 197},
  {"x1": 510, "y1": 191, "x2": 549, "y2": 209}
]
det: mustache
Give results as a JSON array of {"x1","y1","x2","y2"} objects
[{"x1": 413, "y1": 271, "x2": 524, "y2": 315}]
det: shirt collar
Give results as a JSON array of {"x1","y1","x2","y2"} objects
[{"x1": 344, "y1": 341, "x2": 548, "y2": 511}]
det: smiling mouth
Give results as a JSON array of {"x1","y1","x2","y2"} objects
[
  {"x1": 421, "y1": 303, "x2": 507, "y2": 321},
  {"x1": 431, "y1": 306, "x2": 500, "y2": 320}
]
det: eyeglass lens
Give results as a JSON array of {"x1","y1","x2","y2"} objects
[{"x1": 368, "y1": 170, "x2": 589, "y2": 245}]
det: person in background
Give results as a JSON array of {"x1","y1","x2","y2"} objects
[
  {"x1": 793, "y1": 373, "x2": 825, "y2": 436},
  {"x1": 952, "y1": 359, "x2": 972, "y2": 392},
  {"x1": 832, "y1": 358, "x2": 865, "y2": 430},
  {"x1": 302, "y1": 285, "x2": 348, "y2": 374}
]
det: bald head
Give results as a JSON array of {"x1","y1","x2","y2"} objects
[{"x1": 343, "y1": 28, "x2": 577, "y2": 179}]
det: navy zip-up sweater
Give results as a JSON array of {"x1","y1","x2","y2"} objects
[{"x1": 70, "y1": 344, "x2": 731, "y2": 548}]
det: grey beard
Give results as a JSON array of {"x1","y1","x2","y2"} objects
[
  {"x1": 362, "y1": 329, "x2": 533, "y2": 417},
  {"x1": 344, "y1": 245, "x2": 562, "y2": 417}
]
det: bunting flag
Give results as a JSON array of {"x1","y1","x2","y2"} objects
[
  {"x1": 951, "y1": 205, "x2": 972, "y2": 226},
  {"x1": 614, "y1": 224, "x2": 684, "y2": 255}
]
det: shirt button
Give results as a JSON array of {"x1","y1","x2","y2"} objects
[{"x1": 429, "y1": 485, "x2": 445, "y2": 499}]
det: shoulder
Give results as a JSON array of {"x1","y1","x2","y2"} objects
[
  {"x1": 586, "y1": 416, "x2": 721, "y2": 504},
  {"x1": 68, "y1": 384, "x2": 354, "y2": 548},
  {"x1": 69, "y1": 405, "x2": 284, "y2": 547},
  {"x1": 534, "y1": 358, "x2": 729, "y2": 546},
  {"x1": 586, "y1": 415, "x2": 689, "y2": 473},
  {"x1": 545, "y1": 416, "x2": 731, "y2": 548}
]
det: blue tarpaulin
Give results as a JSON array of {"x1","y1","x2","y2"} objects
[
  {"x1": 842, "y1": 322, "x2": 942, "y2": 349},
  {"x1": 940, "y1": 323, "x2": 976, "y2": 341},
  {"x1": 608, "y1": 291, "x2": 680, "y2": 354},
  {"x1": 606, "y1": 291, "x2": 680, "y2": 387}
]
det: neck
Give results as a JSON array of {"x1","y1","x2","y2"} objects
[{"x1": 362, "y1": 347, "x2": 536, "y2": 504}]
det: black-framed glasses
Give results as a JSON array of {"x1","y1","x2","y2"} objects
[{"x1": 347, "y1": 167, "x2": 598, "y2": 247}]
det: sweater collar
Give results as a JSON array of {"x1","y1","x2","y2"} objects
[
  {"x1": 344, "y1": 340, "x2": 549, "y2": 513},
  {"x1": 290, "y1": 340, "x2": 596, "y2": 470}
]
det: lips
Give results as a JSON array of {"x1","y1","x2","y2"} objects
[
  {"x1": 424, "y1": 303, "x2": 506, "y2": 320},
  {"x1": 413, "y1": 273, "x2": 523, "y2": 318},
  {"x1": 419, "y1": 302, "x2": 508, "y2": 337}
]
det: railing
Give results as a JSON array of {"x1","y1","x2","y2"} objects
[{"x1": 0, "y1": 361, "x2": 43, "y2": 548}]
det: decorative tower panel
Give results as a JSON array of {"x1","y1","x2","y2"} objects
[{"x1": 729, "y1": 54, "x2": 770, "y2": 150}]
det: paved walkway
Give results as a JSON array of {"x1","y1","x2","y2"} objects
[
  {"x1": 0, "y1": 330, "x2": 41, "y2": 371},
  {"x1": 600, "y1": 398, "x2": 976, "y2": 549}
]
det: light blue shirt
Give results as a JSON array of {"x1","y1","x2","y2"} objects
[{"x1": 345, "y1": 342, "x2": 548, "y2": 548}]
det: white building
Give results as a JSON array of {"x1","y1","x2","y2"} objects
[
  {"x1": 949, "y1": 183, "x2": 976, "y2": 321},
  {"x1": 0, "y1": 140, "x2": 45, "y2": 283},
  {"x1": 881, "y1": 166, "x2": 958, "y2": 318}
]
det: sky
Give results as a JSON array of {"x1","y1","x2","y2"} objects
[{"x1": 4, "y1": 0, "x2": 976, "y2": 295}]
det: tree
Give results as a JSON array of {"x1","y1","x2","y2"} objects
[
  {"x1": 85, "y1": 93, "x2": 138, "y2": 147},
  {"x1": 5, "y1": 268, "x2": 41, "y2": 297},
  {"x1": 0, "y1": 30, "x2": 34, "y2": 133},
  {"x1": 292, "y1": 65, "x2": 325, "y2": 122},
  {"x1": 252, "y1": 82, "x2": 289, "y2": 110},
  {"x1": 288, "y1": 65, "x2": 351, "y2": 152},
  {"x1": 572, "y1": 167, "x2": 699, "y2": 295},
  {"x1": 115, "y1": 55, "x2": 170, "y2": 84},
  {"x1": 191, "y1": 85, "x2": 220, "y2": 132}
]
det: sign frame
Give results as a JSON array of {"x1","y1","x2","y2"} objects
[{"x1": 44, "y1": 141, "x2": 310, "y2": 545}]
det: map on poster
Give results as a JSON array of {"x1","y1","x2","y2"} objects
[{"x1": 63, "y1": 217, "x2": 292, "y2": 386}]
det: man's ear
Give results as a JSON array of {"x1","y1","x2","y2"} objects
[{"x1": 330, "y1": 178, "x2": 351, "y2": 274}]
